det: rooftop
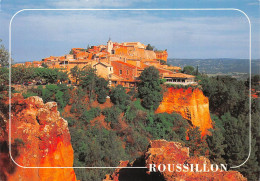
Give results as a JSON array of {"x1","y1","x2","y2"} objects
[{"x1": 164, "y1": 73, "x2": 195, "y2": 78}]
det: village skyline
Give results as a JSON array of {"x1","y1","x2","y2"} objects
[{"x1": 13, "y1": 39, "x2": 198, "y2": 88}]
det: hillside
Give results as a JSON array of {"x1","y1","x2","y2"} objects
[{"x1": 168, "y1": 58, "x2": 259, "y2": 75}]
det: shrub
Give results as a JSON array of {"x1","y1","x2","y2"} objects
[
  {"x1": 22, "y1": 92, "x2": 38, "y2": 98},
  {"x1": 102, "y1": 106, "x2": 121, "y2": 128},
  {"x1": 110, "y1": 85, "x2": 130, "y2": 111},
  {"x1": 80, "y1": 107, "x2": 101, "y2": 124}
]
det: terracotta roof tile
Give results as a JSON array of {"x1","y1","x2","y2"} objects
[{"x1": 164, "y1": 73, "x2": 195, "y2": 78}]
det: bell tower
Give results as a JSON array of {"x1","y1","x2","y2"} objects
[{"x1": 107, "y1": 37, "x2": 113, "y2": 54}]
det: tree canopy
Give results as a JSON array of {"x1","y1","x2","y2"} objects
[
  {"x1": 110, "y1": 85, "x2": 130, "y2": 111},
  {"x1": 138, "y1": 66, "x2": 163, "y2": 110},
  {"x1": 182, "y1": 66, "x2": 195, "y2": 75},
  {"x1": 0, "y1": 39, "x2": 10, "y2": 67},
  {"x1": 146, "y1": 44, "x2": 154, "y2": 51}
]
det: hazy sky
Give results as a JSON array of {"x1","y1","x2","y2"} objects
[{"x1": 0, "y1": 0, "x2": 259, "y2": 62}]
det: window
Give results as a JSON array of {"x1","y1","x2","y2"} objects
[{"x1": 120, "y1": 70, "x2": 122, "y2": 75}]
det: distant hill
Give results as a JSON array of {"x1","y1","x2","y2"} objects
[{"x1": 168, "y1": 58, "x2": 259, "y2": 75}]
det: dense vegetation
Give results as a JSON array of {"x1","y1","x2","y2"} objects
[{"x1": 198, "y1": 74, "x2": 260, "y2": 180}]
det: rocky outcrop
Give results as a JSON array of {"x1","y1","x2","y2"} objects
[
  {"x1": 104, "y1": 140, "x2": 247, "y2": 181},
  {"x1": 145, "y1": 140, "x2": 246, "y2": 181},
  {"x1": 0, "y1": 94, "x2": 77, "y2": 181},
  {"x1": 156, "y1": 87, "x2": 212, "y2": 136}
]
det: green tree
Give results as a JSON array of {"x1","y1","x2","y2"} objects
[
  {"x1": 95, "y1": 77, "x2": 109, "y2": 104},
  {"x1": 70, "y1": 126, "x2": 127, "y2": 181},
  {"x1": 57, "y1": 83, "x2": 70, "y2": 106},
  {"x1": 42, "y1": 84, "x2": 59, "y2": 102},
  {"x1": 34, "y1": 68, "x2": 58, "y2": 84},
  {"x1": 78, "y1": 66, "x2": 109, "y2": 104},
  {"x1": 55, "y1": 90, "x2": 65, "y2": 108},
  {"x1": 221, "y1": 112, "x2": 246, "y2": 166},
  {"x1": 70, "y1": 87, "x2": 86, "y2": 115},
  {"x1": 79, "y1": 66, "x2": 98, "y2": 103},
  {"x1": 110, "y1": 85, "x2": 130, "y2": 111},
  {"x1": 80, "y1": 107, "x2": 101, "y2": 124},
  {"x1": 57, "y1": 71, "x2": 69, "y2": 83},
  {"x1": 102, "y1": 106, "x2": 121, "y2": 129},
  {"x1": 0, "y1": 67, "x2": 8, "y2": 98},
  {"x1": 182, "y1": 66, "x2": 195, "y2": 75},
  {"x1": 246, "y1": 74, "x2": 260, "y2": 91},
  {"x1": 0, "y1": 39, "x2": 10, "y2": 67},
  {"x1": 199, "y1": 76, "x2": 247, "y2": 117},
  {"x1": 186, "y1": 127, "x2": 208, "y2": 156},
  {"x1": 138, "y1": 66, "x2": 163, "y2": 110},
  {"x1": 195, "y1": 65, "x2": 199, "y2": 75},
  {"x1": 221, "y1": 112, "x2": 259, "y2": 180},
  {"x1": 148, "y1": 113, "x2": 182, "y2": 141},
  {"x1": 70, "y1": 66, "x2": 81, "y2": 85},
  {"x1": 206, "y1": 128, "x2": 226, "y2": 164},
  {"x1": 146, "y1": 44, "x2": 154, "y2": 51},
  {"x1": 159, "y1": 59, "x2": 167, "y2": 65},
  {"x1": 11, "y1": 66, "x2": 35, "y2": 84},
  {"x1": 0, "y1": 67, "x2": 8, "y2": 89}
]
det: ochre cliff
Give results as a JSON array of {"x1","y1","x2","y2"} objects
[
  {"x1": 156, "y1": 87, "x2": 212, "y2": 136},
  {"x1": 0, "y1": 93, "x2": 77, "y2": 181},
  {"x1": 104, "y1": 140, "x2": 247, "y2": 181}
]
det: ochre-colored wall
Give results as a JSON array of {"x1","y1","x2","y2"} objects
[
  {"x1": 156, "y1": 87, "x2": 212, "y2": 136},
  {"x1": 94, "y1": 64, "x2": 112, "y2": 79},
  {"x1": 111, "y1": 61, "x2": 137, "y2": 81}
]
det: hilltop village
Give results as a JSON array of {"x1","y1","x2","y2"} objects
[{"x1": 15, "y1": 39, "x2": 196, "y2": 87}]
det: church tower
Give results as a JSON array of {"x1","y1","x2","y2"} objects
[{"x1": 107, "y1": 37, "x2": 113, "y2": 54}]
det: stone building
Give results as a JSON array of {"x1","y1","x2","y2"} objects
[{"x1": 164, "y1": 73, "x2": 196, "y2": 85}]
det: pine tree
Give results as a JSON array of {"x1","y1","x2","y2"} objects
[
  {"x1": 195, "y1": 65, "x2": 199, "y2": 75},
  {"x1": 138, "y1": 66, "x2": 163, "y2": 110},
  {"x1": 222, "y1": 113, "x2": 246, "y2": 166},
  {"x1": 70, "y1": 66, "x2": 81, "y2": 85},
  {"x1": 206, "y1": 128, "x2": 226, "y2": 164},
  {"x1": 186, "y1": 127, "x2": 205, "y2": 156}
]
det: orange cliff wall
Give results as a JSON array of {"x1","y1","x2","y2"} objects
[
  {"x1": 0, "y1": 94, "x2": 77, "y2": 181},
  {"x1": 156, "y1": 87, "x2": 212, "y2": 136}
]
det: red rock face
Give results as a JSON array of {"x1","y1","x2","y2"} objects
[
  {"x1": 104, "y1": 140, "x2": 247, "y2": 181},
  {"x1": 156, "y1": 87, "x2": 212, "y2": 136},
  {"x1": 0, "y1": 94, "x2": 77, "y2": 181},
  {"x1": 145, "y1": 140, "x2": 246, "y2": 181}
]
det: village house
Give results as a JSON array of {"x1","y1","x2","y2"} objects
[
  {"x1": 164, "y1": 73, "x2": 196, "y2": 85},
  {"x1": 13, "y1": 39, "x2": 197, "y2": 87}
]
